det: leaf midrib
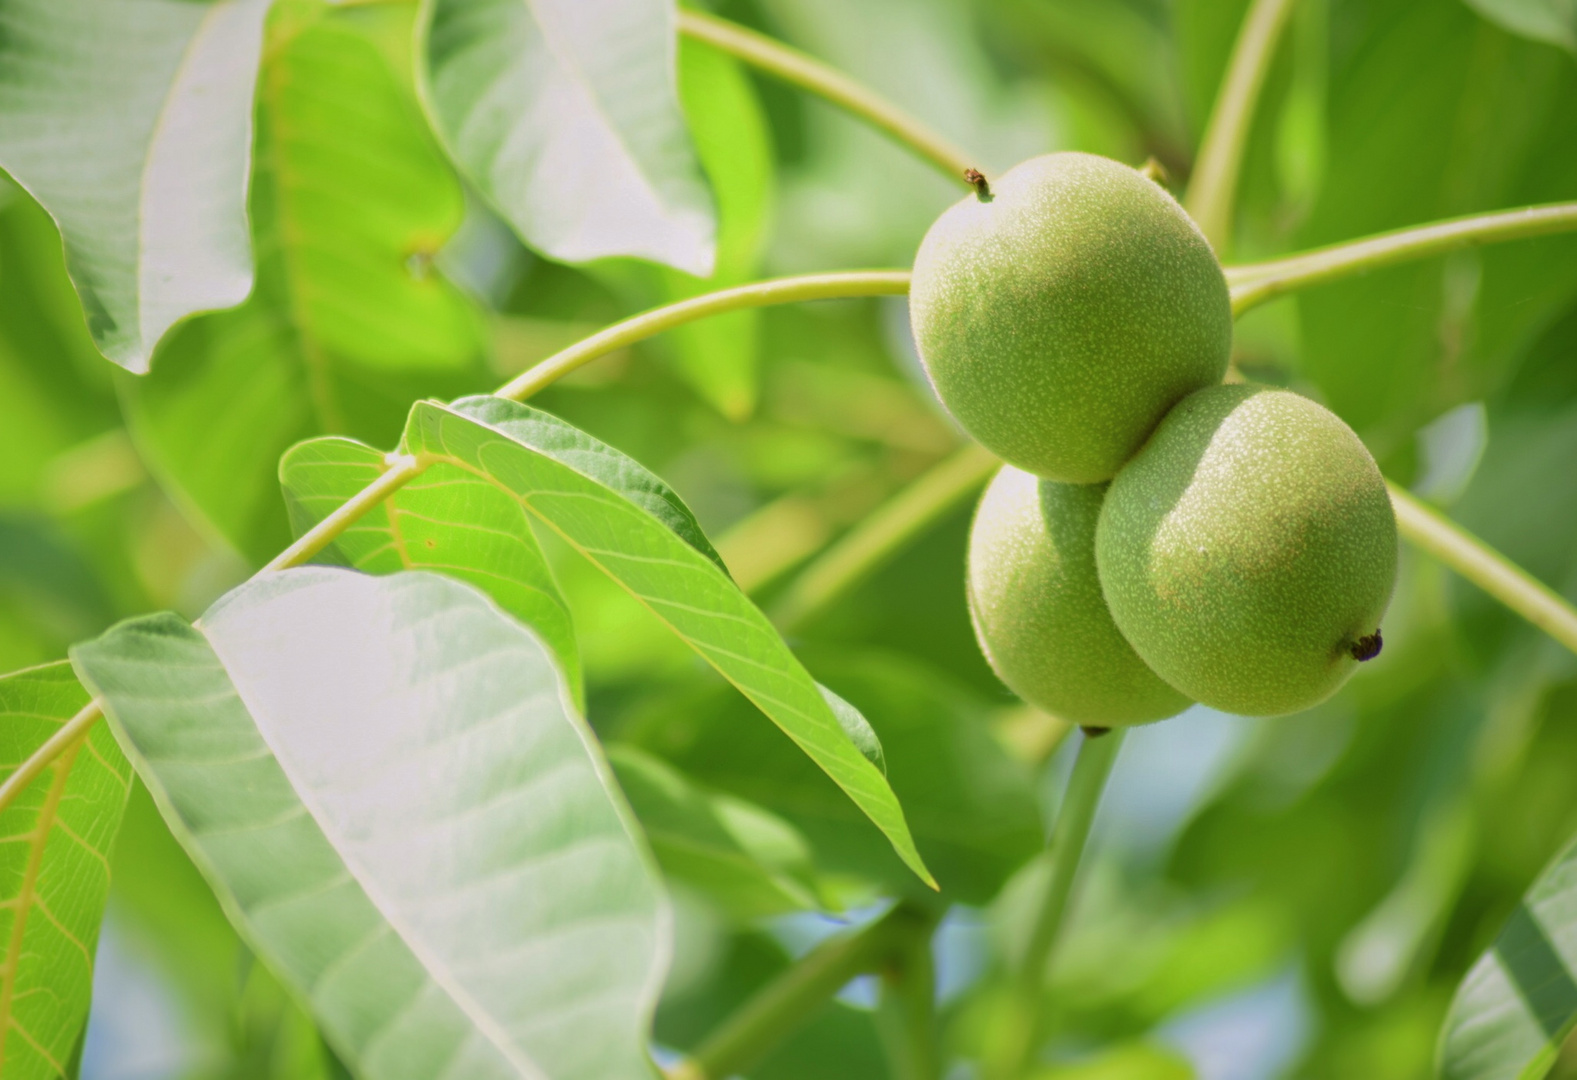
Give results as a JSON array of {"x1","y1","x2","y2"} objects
[
  {"x1": 426, "y1": 450, "x2": 896, "y2": 811},
  {"x1": 198, "y1": 613, "x2": 552, "y2": 1080},
  {"x1": 0, "y1": 737, "x2": 83, "y2": 1077}
]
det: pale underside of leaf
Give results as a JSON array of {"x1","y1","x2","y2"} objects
[
  {"x1": 419, "y1": 0, "x2": 717, "y2": 275},
  {"x1": 119, "y1": 7, "x2": 489, "y2": 563},
  {"x1": 278, "y1": 433, "x2": 583, "y2": 705},
  {"x1": 73, "y1": 569, "x2": 668, "y2": 1080},
  {"x1": 0, "y1": 661, "x2": 131, "y2": 1080},
  {"x1": 399, "y1": 398, "x2": 933, "y2": 887},
  {"x1": 0, "y1": 0, "x2": 269, "y2": 371},
  {"x1": 1440, "y1": 832, "x2": 1577, "y2": 1080}
]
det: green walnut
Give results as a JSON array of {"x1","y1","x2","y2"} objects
[
  {"x1": 909, "y1": 152, "x2": 1232, "y2": 483},
  {"x1": 968, "y1": 465, "x2": 1193, "y2": 726},
  {"x1": 1095, "y1": 385, "x2": 1397, "y2": 717}
]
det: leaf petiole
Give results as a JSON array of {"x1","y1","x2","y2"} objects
[
  {"x1": 1389, "y1": 483, "x2": 1577, "y2": 656},
  {"x1": 677, "y1": 10, "x2": 979, "y2": 186},
  {"x1": 986, "y1": 728, "x2": 1125, "y2": 1080},
  {"x1": 1183, "y1": 0, "x2": 1299, "y2": 251},
  {"x1": 0, "y1": 272, "x2": 916, "y2": 825},
  {"x1": 264, "y1": 452, "x2": 428, "y2": 572},
  {"x1": 1227, "y1": 202, "x2": 1577, "y2": 313},
  {"x1": 0, "y1": 699, "x2": 100, "y2": 819},
  {"x1": 497, "y1": 271, "x2": 911, "y2": 401},
  {"x1": 772, "y1": 443, "x2": 999, "y2": 631}
]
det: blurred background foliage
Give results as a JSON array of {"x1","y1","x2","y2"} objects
[{"x1": 2, "y1": 0, "x2": 1576, "y2": 1076}]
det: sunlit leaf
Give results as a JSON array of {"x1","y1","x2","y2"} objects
[
  {"x1": 88, "y1": 778, "x2": 327, "y2": 1079},
  {"x1": 394, "y1": 396, "x2": 932, "y2": 886},
  {"x1": 443, "y1": 397, "x2": 725, "y2": 568},
  {"x1": 633, "y1": 651, "x2": 1041, "y2": 903},
  {"x1": 0, "y1": 0, "x2": 270, "y2": 372},
  {"x1": 278, "y1": 434, "x2": 582, "y2": 706},
  {"x1": 74, "y1": 567, "x2": 667, "y2": 1080},
  {"x1": 121, "y1": 4, "x2": 489, "y2": 562},
  {"x1": 1289, "y1": 0, "x2": 1577, "y2": 449},
  {"x1": 0, "y1": 661, "x2": 131, "y2": 1079},
  {"x1": 593, "y1": 31, "x2": 774, "y2": 418},
  {"x1": 419, "y1": 0, "x2": 717, "y2": 275}
]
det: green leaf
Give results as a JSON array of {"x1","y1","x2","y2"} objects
[
  {"x1": 592, "y1": 31, "x2": 774, "y2": 418},
  {"x1": 1289, "y1": 0, "x2": 1577, "y2": 448},
  {"x1": 398, "y1": 396, "x2": 933, "y2": 886},
  {"x1": 121, "y1": 5, "x2": 489, "y2": 562},
  {"x1": 0, "y1": 661, "x2": 132, "y2": 1079},
  {"x1": 418, "y1": 0, "x2": 717, "y2": 276},
  {"x1": 73, "y1": 567, "x2": 668, "y2": 1080},
  {"x1": 632, "y1": 651, "x2": 1042, "y2": 903},
  {"x1": 1462, "y1": 0, "x2": 1577, "y2": 53},
  {"x1": 0, "y1": 194, "x2": 121, "y2": 508},
  {"x1": 446, "y1": 396, "x2": 725, "y2": 571},
  {"x1": 278, "y1": 433, "x2": 582, "y2": 707},
  {"x1": 0, "y1": 0, "x2": 270, "y2": 372},
  {"x1": 664, "y1": 33, "x2": 773, "y2": 417},
  {"x1": 1439, "y1": 829, "x2": 1577, "y2": 1080},
  {"x1": 608, "y1": 744, "x2": 825, "y2": 919},
  {"x1": 247, "y1": 7, "x2": 487, "y2": 379},
  {"x1": 0, "y1": 514, "x2": 117, "y2": 669}
]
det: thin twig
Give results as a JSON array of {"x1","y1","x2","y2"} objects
[
  {"x1": 5, "y1": 273, "x2": 917, "y2": 818},
  {"x1": 987, "y1": 729, "x2": 1126, "y2": 1080},
  {"x1": 498, "y1": 271, "x2": 911, "y2": 401},
  {"x1": 1227, "y1": 202, "x2": 1577, "y2": 313},
  {"x1": 875, "y1": 916, "x2": 942, "y2": 1080},
  {"x1": 1184, "y1": 0, "x2": 1299, "y2": 251},
  {"x1": 678, "y1": 10, "x2": 979, "y2": 185},
  {"x1": 0, "y1": 700, "x2": 101, "y2": 818},
  {"x1": 263, "y1": 454, "x2": 428, "y2": 572},
  {"x1": 771, "y1": 443, "x2": 999, "y2": 631},
  {"x1": 1390, "y1": 483, "x2": 1577, "y2": 657},
  {"x1": 668, "y1": 904, "x2": 935, "y2": 1080}
]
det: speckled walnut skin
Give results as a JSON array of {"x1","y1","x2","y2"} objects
[
  {"x1": 1096, "y1": 385, "x2": 1398, "y2": 717},
  {"x1": 909, "y1": 152, "x2": 1232, "y2": 483},
  {"x1": 968, "y1": 465, "x2": 1193, "y2": 726}
]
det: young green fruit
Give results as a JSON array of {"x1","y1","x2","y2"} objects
[
  {"x1": 968, "y1": 465, "x2": 1193, "y2": 726},
  {"x1": 1095, "y1": 385, "x2": 1398, "y2": 717},
  {"x1": 909, "y1": 152, "x2": 1232, "y2": 483}
]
